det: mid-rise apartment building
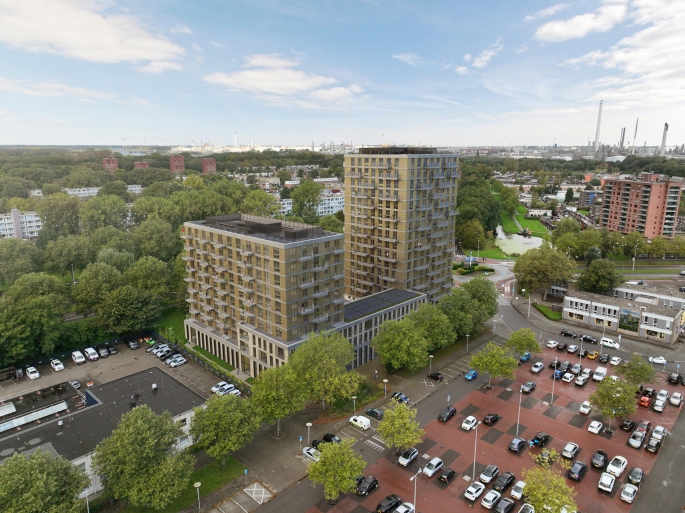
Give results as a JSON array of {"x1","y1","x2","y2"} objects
[
  {"x1": 201, "y1": 158, "x2": 217, "y2": 174},
  {"x1": 134, "y1": 161, "x2": 150, "y2": 169},
  {"x1": 170, "y1": 155, "x2": 185, "y2": 174},
  {"x1": 600, "y1": 172, "x2": 682, "y2": 238},
  {"x1": 343, "y1": 147, "x2": 458, "y2": 303},
  {"x1": 183, "y1": 214, "x2": 346, "y2": 378},
  {"x1": 278, "y1": 193, "x2": 345, "y2": 217},
  {"x1": 0, "y1": 208, "x2": 42, "y2": 239},
  {"x1": 102, "y1": 157, "x2": 118, "y2": 172}
]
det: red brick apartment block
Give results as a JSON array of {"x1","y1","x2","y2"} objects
[
  {"x1": 201, "y1": 158, "x2": 217, "y2": 174},
  {"x1": 169, "y1": 155, "x2": 185, "y2": 174},
  {"x1": 134, "y1": 161, "x2": 150, "y2": 169},
  {"x1": 102, "y1": 158, "x2": 118, "y2": 173}
]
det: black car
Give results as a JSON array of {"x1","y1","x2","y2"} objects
[
  {"x1": 357, "y1": 476, "x2": 379, "y2": 496},
  {"x1": 311, "y1": 439, "x2": 324, "y2": 449},
  {"x1": 428, "y1": 372, "x2": 444, "y2": 382},
  {"x1": 591, "y1": 449, "x2": 608, "y2": 468},
  {"x1": 628, "y1": 467, "x2": 643, "y2": 486},
  {"x1": 96, "y1": 346, "x2": 109, "y2": 358},
  {"x1": 668, "y1": 373, "x2": 682, "y2": 385},
  {"x1": 376, "y1": 494, "x2": 402, "y2": 513},
  {"x1": 557, "y1": 343, "x2": 568, "y2": 352},
  {"x1": 483, "y1": 413, "x2": 501, "y2": 426},
  {"x1": 532, "y1": 432, "x2": 550, "y2": 447},
  {"x1": 645, "y1": 438, "x2": 661, "y2": 454},
  {"x1": 643, "y1": 388, "x2": 655, "y2": 398},
  {"x1": 438, "y1": 468, "x2": 457, "y2": 484},
  {"x1": 366, "y1": 408, "x2": 384, "y2": 420},
  {"x1": 438, "y1": 406, "x2": 456, "y2": 423},
  {"x1": 521, "y1": 381, "x2": 536, "y2": 393},
  {"x1": 599, "y1": 353, "x2": 609, "y2": 363},
  {"x1": 567, "y1": 461, "x2": 588, "y2": 482},
  {"x1": 508, "y1": 438, "x2": 526, "y2": 453},
  {"x1": 620, "y1": 419, "x2": 636, "y2": 431},
  {"x1": 495, "y1": 498, "x2": 516, "y2": 513},
  {"x1": 580, "y1": 335, "x2": 597, "y2": 344},
  {"x1": 323, "y1": 433, "x2": 341, "y2": 444},
  {"x1": 560, "y1": 329, "x2": 577, "y2": 338},
  {"x1": 493, "y1": 472, "x2": 515, "y2": 492},
  {"x1": 105, "y1": 343, "x2": 118, "y2": 355},
  {"x1": 559, "y1": 361, "x2": 571, "y2": 373},
  {"x1": 549, "y1": 360, "x2": 561, "y2": 369}
]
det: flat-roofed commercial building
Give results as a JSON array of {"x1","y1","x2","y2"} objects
[
  {"x1": 344, "y1": 147, "x2": 458, "y2": 303},
  {"x1": 183, "y1": 214, "x2": 345, "y2": 378}
]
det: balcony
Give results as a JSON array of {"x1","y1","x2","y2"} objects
[
  {"x1": 351, "y1": 268, "x2": 368, "y2": 276},
  {"x1": 433, "y1": 171, "x2": 446, "y2": 179},
  {"x1": 184, "y1": 277, "x2": 196, "y2": 283},
  {"x1": 243, "y1": 298, "x2": 256, "y2": 308},
  {"x1": 428, "y1": 251, "x2": 442, "y2": 259},
  {"x1": 241, "y1": 310, "x2": 255, "y2": 318},
  {"x1": 417, "y1": 204, "x2": 432, "y2": 211},
  {"x1": 241, "y1": 275, "x2": 255, "y2": 282},
  {"x1": 239, "y1": 248, "x2": 253, "y2": 257},
  {"x1": 298, "y1": 252, "x2": 315, "y2": 262},
  {"x1": 434, "y1": 220, "x2": 449, "y2": 228},
  {"x1": 358, "y1": 279, "x2": 374, "y2": 286},
  {"x1": 299, "y1": 280, "x2": 315, "y2": 290},
  {"x1": 415, "y1": 245, "x2": 430, "y2": 252},
  {"x1": 331, "y1": 247, "x2": 344, "y2": 254},
  {"x1": 312, "y1": 312, "x2": 329, "y2": 323},
  {"x1": 238, "y1": 284, "x2": 253, "y2": 294},
  {"x1": 430, "y1": 231, "x2": 444, "y2": 239},
  {"x1": 237, "y1": 260, "x2": 253, "y2": 269},
  {"x1": 378, "y1": 236, "x2": 399, "y2": 243},
  {"x1": 215, "y1": 299, "x2": 228, "y2": 307},
  {"x1": 185, "y1": 298, "x2": 197, "y2": 304},
  {"x1": 438, "y1": 181, "x2": 452, "y2": 188},
  {"x1": 301, "y1": 306, "x2": 315, "y2": 315},
  {"x1": 414, "y1": 264, "x2": 429, "y2": 271},
  {"x1": 182, "y1": 256, "x2": 195, "y2": 262},
  {"x1": 359, "y1": 181, "x2": 376, "y2": 189},
  {"x1": 381, "y1": 275, "x2": 397, "y2": 283},
  {"x1": 311, "y1": 288, "x2": 329, "y2": 298},
  {"x1": 332, "y1": 296, "x2": 344, "y2": 304},
  {"x1": 189, "y1": 308, "x2": 199, "y2": 315},
  {"x1": 346, "y1": 171, "x2": 361, "y2": 177},
  {"x1": 351, "y1": 211, "x2": 369, "y2": 219},
  {"x1": 377, "y1": 255, "x2": 398, "y2": 263},
  {"x1": 312, "y1": 262, "x2": 329, "y2": 272},
  {"x1": 333, "y1": 272, "x2": 345, "y2": 280},
  {"x1": 379, "y1": 172, "x2": 399, "y2": 180},
  {"x1": 357, "y1": 260, "x2": 375, "y2": 268},
  {"x1": 200, "y1": 283, "x2": 213, "y2": 290}
]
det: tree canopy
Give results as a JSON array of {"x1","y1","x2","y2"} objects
[
  {"x1": 505, "y1": 328, "x2": 542, "y2": 359},
  {"x1": 250, "y1": 365, "x2": 307, "y2": 436},
  {"x1": 523, "y1": 466, "x2": 576, "y2": 513},
  {"x1": 577, "y1": 259, "x2": 624, "y2": 293},
  {"x1": 513, "y1": 243, "x2": 575, "y2": 299},
  {"x1": 376, "y1": 403, "x2": 424, "y2": 453},
  {"x1": 291, "y1": 179, "x2": 323, "y2": 224},
  {"x1": 469, "y1": 342, "x2": 518, "y2": 387},
  {"x1": 372, "y1": 318, "x2": 429, "y2": 373},
  {"x1": 404, "y1": 303, "x2": 455, "y2": 353},
  {"x1": 588, "y1": 378, "x2": 637, "y2": 431},
  {"x1": 614, "y1": 354, "x2": 656, "y2": 386},
  {"x1": 307, "y1": 439, "x2": 366, "y2": 502}
]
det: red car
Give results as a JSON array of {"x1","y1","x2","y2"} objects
[{"x1": 638, "y1": 396, "x2": 651, "y2": 408}]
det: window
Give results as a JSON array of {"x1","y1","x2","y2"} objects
[
  {"x1": 569, "y1": 313, "x2": 584, "y2": 320},
  {"x1": 178, "y1": 417, "x2": 187, "y2": 427},
  {"x1": 646, "y1": 330, "x2": 665, "y2": 339}
]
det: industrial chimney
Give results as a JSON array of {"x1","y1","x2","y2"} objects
[
  {"x1": 594, "y1": 100, "x2": 603, "y2": 155},
  {"x1": 659, "y1": 123, "x2": 669, "y2": 157}
]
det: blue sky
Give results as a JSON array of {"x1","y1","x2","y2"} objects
[{"x1": 0, "y1": 0, "x2": 682, "y2": 147}]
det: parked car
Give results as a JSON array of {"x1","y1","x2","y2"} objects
[
  {"x1": 607, "y1": 455, "x2": 628, "y2": 477},
  {"x1": 356, "y1": 476, "x2": 378, "y2": 496},
  {"x1": 668, "y1": 373, "x2": 682, "y2": 385},
  {"x1": 50, "y1": 359, "x2": 64, "y2": 372},
  {"x1": 532, "y1": 432, "x2": 549, "y2": 447},
  {"x1": 588, "y1": 421, "x2": 603, "y2": 434},
  {"x1": 169, "y1": 357, "x2": 187, "y2": 368},
  {"x1": 621, "y1": 483, "x2": 639, "y2": 504},
  {"x1": 211, "y1": 381, "x2": 229, "y2": 393},
  {"x1": 653, "y1": 399, "x2": 666, "y2": 412},
  {"x1": 531, "y1": 362, "x2": 544, "y2": 374},
  {"x1": 652, "y1": 425, "x2": 668, "y2": 441},
  {"x1": 509, "y1": 438, "x2": 526, "y2": 453},
  {"x1": 391, "y1": 392, "x2": 409, "y2": 404},
  {"x1": 636, "y1": 419, "x2": 651, "y2": 433},
  {"x1": 438, "y1": 468, "x2": 457, "y2": 484},
  {"x1": 601, "y1": 337, "x2": 620, "y2": 349},
  {"x1": 643, "y1": 388, "x2": 655, "y2": 398},
  {"x1": 670, "y1": 392, "x2": 683, "y2": 406},
  {"x1": 301, "y1": 446, "x2": 320, "y2": 462},
  {"x1": 376, "y1": 495, "x2": 402, "y2": 513},
  {"x1": 493, "y1": 472, "x2": 515, "y2": 492},
  {"x1": 599, "y1": 353, "x2": 610, "y2": 363},
  {"x1": 521, "y1": 381, "x2": 536, "y2": 393},
  {"x1": 520, "y1": 351, "x2": 531, "y2": 362},
  {"x1": 465, "y1": 369, "x2": 479, "y2": 380},
  {"x1": 105, "y1": 343, "x2": 118, "y2": 355},
  {"x1": 610, "y1": 356, "x2": 622, "y2": 366},
  {"x1": 481, "y1": 490, "x2": 502, "y2": 510},
  {"x1": 567, "y1": 345, "x2": 579, "y2": 354},
  {"x1": 72, "y1": 350, "x2": 86, "y2": 365},
  {"x1": 587, "y1": 351, "x2": 600, "y2": 359},
  {"x1": 591, "y1": 449, "x2": 608, "y2": 468},
  {"x1": 323, "y1": 433, "x2": 341, "y2": 444},
  {"x1": 561, "y1": 442, "x2": 579, "y2": 459},
  {"x1": 621, "y1": 419, "x2": 636, "y2": 431},
  {"x1": 84, "y1": 347, "x2": 99, "y2": 361},
  {"x1": 557, "y1": 343, "x2": 568, "y2": 352},
  {"x1": 546, "y1": 340, "x2": 559, "y2": 348},
  {"x1": 560, "y1": 329, "x2": 577, "y2": 338},
  {"x1": 96, "y1": 346, "x2": 109, "y2": 358},
  {"x1": 575, "y1": 376, "x2": 588, "y2": 387},
  {"x1": 366, "y1": 408, "x2": 384, "y2": 420},
  {"x1": 398, "y1": 447, "x2": 419, "y2": 467},
  {"x1": 567, "y1": 461, "x2": 588, "y2": 482},
  {"x1": 462, "y1": 416, "x2": 479, "y2": 431},
  {"x1": 126, "y1": 339, "x2": 139, "y2": 350},
  {"x1": 580, "y1": 335, "x2": 597, "y2": 344},
  {"x1": 438, "y1": 406, "x2": 456, "y2": 423},
  {"x1": 394, "y1": 502, "x2": 415, "y2": 513},
  {"x1": 570, "y1": 363, "x2": 583, "y2": 375},
  {"x1": 628, "y1": 430, "x2": 646, "y2": 449},
  {"x1": 645, "y1": 438, "x2": 662, "y2": 453},
  {"x1": 629, "y1": 467, "x2": 643, "y2": 485},
  {"x1": 423, "y1": 457, "x2": 443, "y2": 477},
  {"x1": 69, "y1": 380, "x2": 81, "y2": 390},
  {"x1": 464, "y1": 481, "x2": 485, "y2": 501},
  {"x1": 26, "y1": 367, "x2": 40, "y2": 380},
  {"x1": 638, "y1": 396, "x2": 652, "y2": 408},
  {"x1": 562, "y1": 373, "x2": 575, "y2": 383},
  {"x1": 480, "y1": 464, "x2": 500, "y2": 484},
  {"x1": 495, "y1": 498, "x2": 516, "y2": 513},
  {"x1": 581, "y1": 367, "x2": 593, "y2": 378},
  {"x1": 428, "y1": 372, "x2": 443, "y2": 382},
  {"x1": 350, "y1": 415, "x2": 371, "y2": 430},
  {"x1": 598, "y1": 472, "x2": 616, "y2": 493},
  {"x1": 579, "y1": 349, "x2": 589, "y2": 358},
  {"x1": 510, "y1": 481, "x2": 525, "y2": 501},
  {"x1": 579, "y1": 401, "x2": 592, "y2": 414},
  {"x1": 649, "y1": 356, "x2": 667, "y2": 365},
  {"x1": 483, "y1": 413, "x2": 501, "y2": 426}
]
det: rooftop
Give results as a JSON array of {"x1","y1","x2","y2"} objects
[
  {"x1": 0, "y1": 367, "x2": 204, "y2": 464},
  {"x1": 187, "y1": 214, "x2": 341, "y2": 244},
  {"x1": 357, "y1": 146, "x2": 438, "y2": 155},
  {"x1": 343, "y1": 289, "x2": 424, "y2": 323},
  {"x1": 567, "y1": 290, "x2": 682, "y2": 318},
  {"x1": 616, "y1": 282, "x2": 685, "y2": 299}
]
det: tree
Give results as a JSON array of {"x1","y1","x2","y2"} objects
[
  {"x1": 457, "y1": 218, "x2": 486, "y2": 250},
  {"x1": 97, "y1": 285, "x2": 161, "y2": 334},
  {"x1": 90, "y1": 226, "x2": 134, "y2": 254},
  {"x1": 36, "y1": 193, "x2": 81, "y2": 246},
  {"x1": 577, "y1": 259, "x2": 624, "y2": 293},
  {"x1": 241, "y1": 189, "x2": 280, "y2": 217},
  {"x1": 43, "y1": 235, "x2": 94, "y2": 275},
  {"x1": 98, "y1": 180, "x2": 131, "y2": 202},
  {"x1": 405, "y1": 304, "x2": 455, "y2": 353},
  {"x1": 564, "y1": 188, "x2": 574, "y2": 203},
  {"x1": 523, "y1": 466, "x2": 576, "y2": 513},
  {"x1": 590, "y1": 178, "x2": 601, "y2": 186},
  {"x1": 183, "y1": 174, "x2": 205, "y2": 190},
  {"x1": 130, "y1": 196, "x2": 182, "y2": 228},
  {"x1": 0, "y1": 238, "x2": 42, "y2": 286},
  {"x1": 73, "y1": 263, "x2": 125, "y2": 313},
  {"x1": 97, "y1": 247, "x2": 135, "y2": 272},
  {"x1": 372, "y1": 319, "x2": 429, "y2": 373},
  {"x1": 93, "y1": 405, "x2": 194, "y2": 509},
  {"x1": 376, "y1": 403, "x2": 425, "y2": 454},
  {"x1": 438, "y1": 288, "x2": 476, "y2": 338},
  {"x1": 461, "y1": 277, "x2": 499, "y2": 320},
  {"x1": 288, "y1": 331, "x2": 364, "y2": 409},
  {"x1": 584, "y1": 246, "x2": 602, "y2": 266},
  {"x1": 469, "y1": 342, "x2": 518, "y2": 388},
  {"x1": 308, "y1": 439, "x2": 366, "y2": 502},
  {"x1": 588, "y1": 378, "x2": 637, "y2": 432},
  {"x1": 649, "y1": 236, "x2": 670, "y2": 258},
  {"x1": 614, "y1": 354, "x2": 656, "y2": 386},
  {"x1": 291, "y1": 179, "x2": 323, "y2": 224},
  {"x1": 251, "y1": 365, "x2": 307, "y2": 436},
  {"x1": 190, "y1": 394, "x2": 261, "y2": 465},
  {"x1": 505, "y1": 328, "x2": 542, "y2": 359},
  {"x1": 0, "y1": 450, "x2": 88, "y2": 513},
  {"x1": 80, "y1": 194, "x2": 128, "y2": 233},
  {"x1": 132, "y1": 218, "x2": 182, "y2": 262},
  {"x1": 124, "y1": 256, "x2": 170, "y2": 299},
  {"x1": 551, "y1": 217, "x2": 581, "y2": 244},
  {"x1": 513, "y1": 243, "x2": 575, "y2": 300},
  {"x1": 277, "y1": 169, "x2": 292, "y2": 185},
  {"x1": 318, "y1": 214, "x2": 344, "y2": 233}
]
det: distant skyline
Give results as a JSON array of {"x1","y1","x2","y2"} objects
[{"x1": 0, "y1": 0, "x2": 682, "y2": 148}]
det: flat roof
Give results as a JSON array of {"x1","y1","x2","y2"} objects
[
  {"x1": 616, "y1": 282, "x2": 685, "y2": 299},
  {"x1": 344, "y1": 289, "x2": 424, "y2": 323},
  {"x1": 357, "y1": 147, "x2": 438, "y2": 155},
  {"x1": 566, "y1": 290, "x2": 682, "y2": 318},
  {"x1": 0, "y1": 367, "x2": 204, "y2": 464}
]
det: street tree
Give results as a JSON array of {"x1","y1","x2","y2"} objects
[
  {"x1": 183, "y1": 174, "x2": 205, "y2": 190},
  {"x1": 93, "y1": 405, "x2": 194, "y2": 509},
  {"x1": 564, "y1": 188, "x2": 574, "y2": 203},
  {"x1": 318, "y1": 214, "x2": 344, "y2": 233},
  {"x1": 530, "y1": 447, "x2": 563, "y2": 469},
  {"x1": 289, "y1": 331, "x2": 364, "y2": 409},
  {"x1": 505, "y1": 328, "x2": 542, "y2": 359},
  {"x1": 124, "y1": 256, "x2": 170, "y2": 299},
  {"x1": 73, "y1": 263, "x2": 124, "y2": 314},
  {"x1": 0, "y1": 238, "x2": 42, "y2": 286},
  {"x1": 35, "y1": 192, "x2": 81, "y2": 246},
  {"x1": 43, "y1": 235, "x2": 94, "y2": 275},
  {"x1": 469, "y1": 342, "x2": 518, "y2": 388},
  {"x1": 461, "y1": 276, "x2": 499, "y2": 320},
  {"x1": 250, "y1": 365, "x2": 307, "y2": 436},
  {"x1": 80, "y1": 194, "x2": 128, "y2": 233},
  {"x1": 577, "y1": 259, "x2": 624, "y2": 293},
  {"x1": 132, "y1": 218, "x2": 182, "y2": 262},
  {"x1": 171, "y1": 189, "x2": 233, "y2": 223},
  {"x1": 513, "y1": 243, "x2": 575, "y2": 300},
  {"x1": 97, "y1": 247, "x2": 135, "y2": 272},
  {"x1": 457, "y1": 218, "x2": 486, "y2": 250},
  {"x1": 241, "y1": 189, "x2": 280, "y2": 217},
  {"x1": 405, "y1": 303, "x2": 455, "y2": 353},
  {"x1": 583, "y1": 246, "x2": 602, "y2": 266},
  {"x1": 372, "y1": 319, "x2": 429, "y2": 373},
  {"x1": 551, "y1": 217, "x2": 581, "y2": 244},
  {"x1": 308, "y1": 439, "x2": 366, "y2": 503},
  {"x1": 614, "y1": 354, "x2": 656, "y2": 387},
  {"x1": 623, "y1": 231, "x2": 648, "y2": 256},
  {"x1": 0, "y1": 450, "x2": 88, "y2": 513},
  {"x1": 523, "y1": 466, "x2": 577, "y2": 513},
  {"x1": 649, "y1": 236, "x2": 670, "y2": 258},
  {"x1": 98, "y1": 180, "x2": 131, "y2": 202},
  {"x1": 376, "y1": 403, "x2": 425, "y2": 454},
  {"x1": 291, "y1": 179, "x2": 323, "y2": 224},
  {"x1": 588, "y1": 378, "x2": 637, "y2": 432},
  {"x1": 190, "y1": 394, "x2": 261, "y2": 465},
  {"x1": 96, "y1": 285, "x2": 161, "y2": 334},
  {"x1": 438, "y1": 288, "x2": 476, "y2": 338}
]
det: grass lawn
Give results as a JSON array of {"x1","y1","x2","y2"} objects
[
  {"x1": 121, "y1": 458, "x2": 244, "y2": 513},
  {"x1": 515, "y1": 215, "x2": 551, "y2": 240},
  {"x1": 578, "y1": 209, "x2": 589, "y2": 216},
  {"x1": 480, "y1": 247, "x2": 514, "y2": 260},
  {"x1": 516, "y1": 204, "x2": 528, "y2": 215},
  {"x1": 500, "y1": 212, "x2": 519, "y2": 234},
  {"x1": 156, "y1": 307, "x2": 189, "y2": 343},
  {"x1": 533, "y1": 303, "x2": 562, "y2": 321}
]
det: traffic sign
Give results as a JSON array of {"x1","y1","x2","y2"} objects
[
  {"x1": 299, "y1": 436, "x2": 303, "y2": 442},
  {"x1": 244, "y1": 469, "x2": 248, "y2": 475}
]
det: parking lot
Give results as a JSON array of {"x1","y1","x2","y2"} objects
[{"x1": 305, "y1": 342, "x2": 682, "y2": 513}]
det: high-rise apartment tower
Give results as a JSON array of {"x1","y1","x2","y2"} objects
[{"x1": 343, "y1": 147, "x2": 458, "y2": 303}]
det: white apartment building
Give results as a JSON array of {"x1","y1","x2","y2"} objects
[
  {"x1": 64, "y1": 185, "x2": 142, "y2": 199},
  {"x1": 0, "y1": 208, "x2": 42, "y2": 240},
  {"x1": 278, "y1": 193, "x2": 344, "y2": 217}
]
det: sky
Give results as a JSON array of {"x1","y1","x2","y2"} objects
[{"x1": 0, "y1": 0, "x2": 683, "y2": 147}]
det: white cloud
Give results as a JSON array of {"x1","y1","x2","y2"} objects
[
  {"x1": 170, "y1": 25, "x2": 193, "y2": 35},
  {"x1": 0, "y1": 0, "x2": 185, "y2": 71},
  {"x1": 471, "y1": 39, "x2": 504, "y2": 68},
  {"x1": 309, "y1": 85, "x2": 363, "y2": 101},
  {"x1": 463, "y1": 54, "x2": 472, "y2": 62},
  {"x1": 392, "y1": 53, "x2": 424, "y2": 66},
  {"x1": 0, "y1": 76, "x2": 114, "y2": 99},
  {"x1": 244, "y1": 54, "x2": 298, "y2": 69},
  {"x1": 137, "y1": 61, "x2": 183, "y2": 74},
  {"x1": 524, "y1": 2, "x2": 571, "y2": 22},
  {"x1": 455, "y1": 66, "x2": 470, "y2": 75},
  {"x1": 535, "y1": 0, "x2": 628, "y2": 42}
]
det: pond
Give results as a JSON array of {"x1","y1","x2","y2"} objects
[{"x1": 495, "y1": 225, "x2": 544, "y2": 255}]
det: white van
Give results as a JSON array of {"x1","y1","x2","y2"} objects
[
  {"x1": 72, "y1": 350, "x2": 86, "y2": 365},
  {"x1": 83, "y1": 347, "x2": 99, "y2": 361},
  {"x1": 600, "y1": 337, "x2": 620, "y2": 349},
  {"x1": 350, "y1": 415, "x2": 371, "y2": 430},
  {"x1": 593, "y1": 366, "x2": 608, "y2": 381}
]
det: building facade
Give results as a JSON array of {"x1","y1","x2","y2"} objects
[
  {"x1": 170, "y1": 155, "x2": 185, "y2": 174},
  {"x1": 578, "y1": 189, "x2": 599, "y2": 206},
  {"x1": 343, "y1": 147, "x2": 458, "y2": 303},
  {"x1": 278, "y1": 193, "x2": 345, "y2": 217},
  {"x1": 134, "y1": 161, "x2": 150, "y2": 169},
  {"x1": 201, "y1": 158, "x2": 217, "y2": 174},
  {"x1": 0, "y1": 208, "x2": 42, "y2": 239},
  {"x1": 599, "y1": 172, "x2": 682, "y2": 238},
  {"x1": 102, "y1": 157, "x2": 118, "y2": 173},
  {"x1": 183, "y1": 215, "x2": 346, "y2": 378}
]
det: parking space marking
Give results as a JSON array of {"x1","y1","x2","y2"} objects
[
  {"x1": 371, "y1": 434, "x2": 386, "y2": 446},
  {"x1": 243, "y1": 483, "x2": 272, "y2": 505},
  {"x1": 420, "y1": 380, "x2": 435, "y2": 387},
  {"x1": 364, "y1": 439, "x2": 385, "y2": 452},
  {"x1": 231, "y1": 498, "x2": 249, "y2": 513}
]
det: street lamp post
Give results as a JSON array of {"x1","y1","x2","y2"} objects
[
  {"x1": 472, "y1": 421, "x2": 482, "y2": 480},
  {"x1": 516, "y1": 385, "x2": 523, "y2": 437},
  {"x1": 551, "y1": 356, "x2": 558, "y2": 405},
  {"x1": 306, "y1": 422, "x2": 312, "y2": 445},
  {"x1": 633, "y1": 244, "x2": 638, "y2": 271},
  {"x1": 383, "y1": 379, "x2": 388, "y2": 399},
  {"x1": 429, "y1": 355, "x2": 434, "y2": 374},
  {"x1": 194, "y1": 482, "x2": 201, "y2": 513},
  {"x1": 351, "y1": 395, "x2": 357, "y2": 415},
  {"x1": 410, "y1": 468, "x2": 423, "y2": 510},
  {"x1": 465, "y1": 334, "x2": 470, "y2": 353}
]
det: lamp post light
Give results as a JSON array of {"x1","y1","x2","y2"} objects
[
  {"x1": 351, "y1": 395, "x2": 357, "y2": 415},
  {"x1": 429, "y1": 355, "x2": 434, "y2": 374},
  {"x1": 633, "y1": 244, "x2": 638, "y2": 271},
  {"x1": 551, "y1": 356, "x2": 558, "y2": 405},
  {"x1": 306, "y1": 422, "x2": 312, "y2": 445},
  {"x1": 409, "y1": 467, "x2": 423, "y2": 511},
  {"x1": 465, "y1": 334, "x2": 470, "y2": 353},
  {"x1": 383, "y1": 379, "x2": 388, "y2": 399},
  {"x1": 472, "y1": 421, "x2": 482, "y2": 480},
  {"x1": 194, "y1": 482, "x2": 201, "y2": 513},
  {"x1": 516, "y1": 385, "x2": 524, "y2": 437}
]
